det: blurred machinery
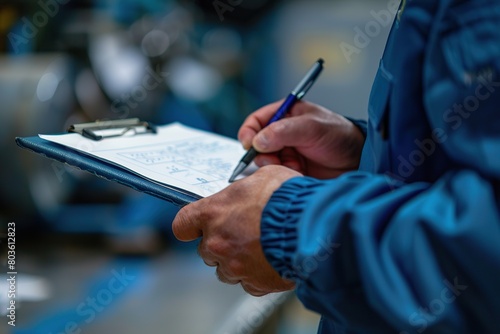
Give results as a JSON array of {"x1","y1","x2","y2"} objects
[
  {"x1": 0, "y1": 55, "x2": 77, "y2": 227},
  {"x1": 0, "y1": 1, "x2": 391, "y2": 333},
  {"x1": 0, "y1": 0, "x2": 283, "y2": 242},
  {"x1": 1, "y1": 0, "x2": 390, "y2": 238}
]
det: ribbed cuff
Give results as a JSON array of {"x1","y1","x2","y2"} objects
[{"x1": 261, "y1": 177, "x2": 323, "y2": 281}]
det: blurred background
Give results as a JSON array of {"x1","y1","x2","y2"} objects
[{"x1": 0, "y1": 0, "x2": 393, "y2": 333}]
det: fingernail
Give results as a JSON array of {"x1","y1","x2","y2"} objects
[{"x1": 255, "y1": 133, "x2": 269, "y2": 150}]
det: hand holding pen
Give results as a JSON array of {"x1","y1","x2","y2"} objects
[{"x1": 229, "y1": 58, "x2": 325, "y2": 182}]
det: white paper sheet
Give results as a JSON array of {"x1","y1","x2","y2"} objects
[{"x1": 40, "y1": 123, "x2": 253, "y2": 198}]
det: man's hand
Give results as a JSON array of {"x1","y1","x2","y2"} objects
[
  {"x1": 238, "y1": 100, "x2": 365, "y2": 179},
  {"x1": 172, "y1": 165, "x2": 301, "y2": 296}
]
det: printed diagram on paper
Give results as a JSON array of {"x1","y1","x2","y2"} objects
[
  {"x1": 40, "y1": 123, "x2": 247, "y2": 198},
  {"x1": 117, "y1": 138, "x2": 235, "y2": 194}
]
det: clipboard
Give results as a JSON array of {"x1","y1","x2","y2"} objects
[{"x1": 15, "y1": 119, "x2": 246, "y2": 207}]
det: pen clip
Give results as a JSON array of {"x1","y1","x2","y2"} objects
[
  {"x1": 68, "y1": 118, "x2": 157, "y2": 141},
  {"x1": 296, "y1": 80, "x2": 316, "y2": 99},
  {"x1": 292, "y1": 58, "x2": 324, "y2": 99}
]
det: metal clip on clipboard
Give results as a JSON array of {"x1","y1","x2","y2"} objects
[{"x1": 68, "y1": 118, "x2": 157, "y2": 141}]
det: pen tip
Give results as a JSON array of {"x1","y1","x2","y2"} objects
[
  {"x1": 228, "y1": 170, "x2": 239, "y2": 183},
  {"x1": 318, "y1": 58, "x2": 325, "y2": 65},
  {"x1": 228, "y1": 162, "x2": 247, "y2": 183}
]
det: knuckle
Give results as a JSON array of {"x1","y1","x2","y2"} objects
[
  {"x1": 203, "y1": 236, "x2": 226, "y2": 258},
  {"x1": 197, "y1": 241, "x2": 210, "y2": 260},
  {"x1": 227, "y1": 259, "x2": 245, "y2": 277},
  {"x1": 268, "y1": 120, "x2": 287, "y2": 136},
  {"x1": 241, "y1": 282, "x2": 265, "y2": 297},
  {"x1": 215, "y1": 267, "x2": 233, "y2": 284}
]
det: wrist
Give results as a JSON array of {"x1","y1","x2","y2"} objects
[
  {"x1": 343, "y1": 117, "x2": 366, "y2": 170},
  {"x1": 345, "y1": 117, "x2": 368, "y2": 138}
]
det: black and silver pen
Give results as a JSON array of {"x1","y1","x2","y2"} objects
[{"x1": 228, "y1": 58, "x2": 324, "y2": 182}]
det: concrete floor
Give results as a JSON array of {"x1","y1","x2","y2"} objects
[{"x1": 1, "y1": 234, "x2": 320, "y2": 334}]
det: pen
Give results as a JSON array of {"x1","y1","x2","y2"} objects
[{"x1": 229, "y1": 58, "x2": 324, "y2": 182}]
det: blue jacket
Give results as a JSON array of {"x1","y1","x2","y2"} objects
[{"x1": 261, "y1": 1, "x2": 500, "y2": 333}]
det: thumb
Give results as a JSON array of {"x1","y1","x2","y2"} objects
[
  {"x1": 172, "y1": 205, "x2": 203, "y2": 242},
  {"x1": 253, "y1": 117, "x2": 309, "y2": 153}
]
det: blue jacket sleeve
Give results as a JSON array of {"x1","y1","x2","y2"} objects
[
  {"x1": 262, "y1": 170, "x2": 500, "y2": 333},
  {"x1": 261, "y1": 2, "x2": 500, "y2": 333}
]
